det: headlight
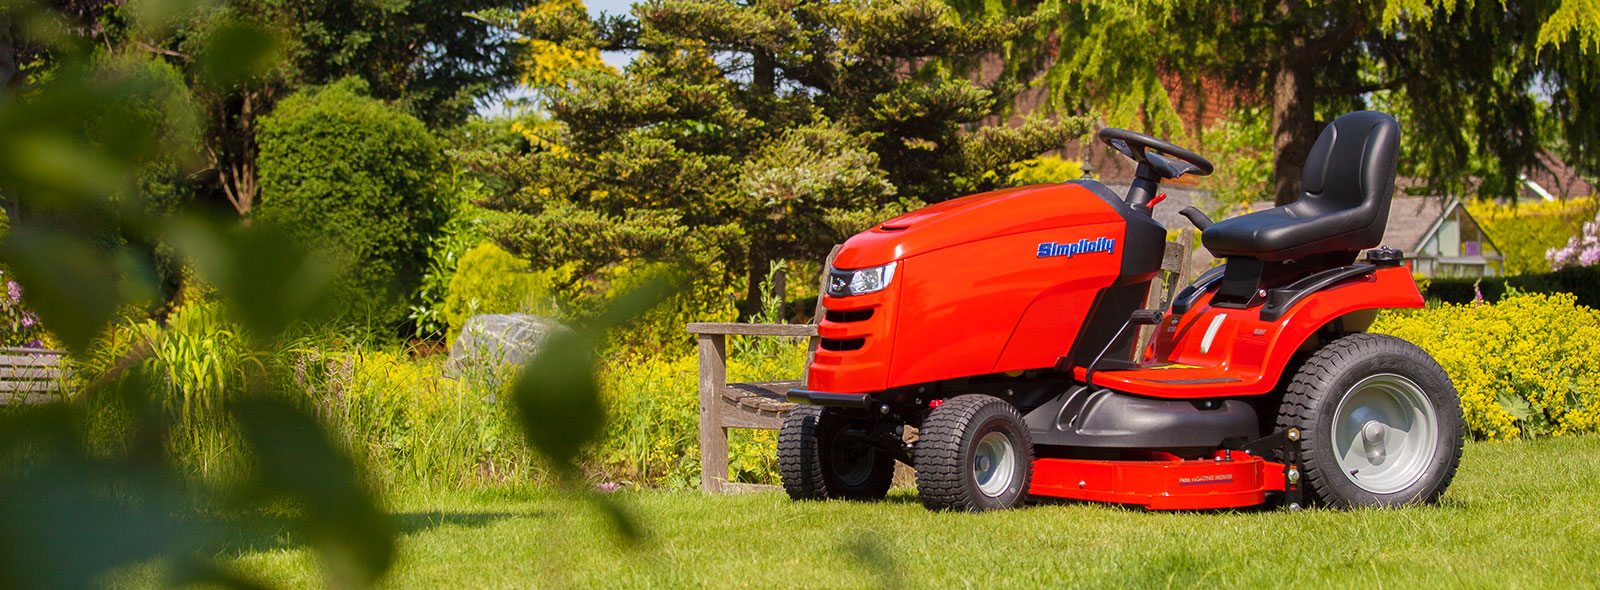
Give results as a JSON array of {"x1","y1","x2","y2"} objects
[{"x1": 827, "y1": 262, "x2": 898, "y2": 297}]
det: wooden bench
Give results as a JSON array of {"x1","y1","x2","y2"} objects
[
  {"x1": 0, "y1": 347, "x2": 70, "y2": 404},
  {"x1": 685, "y1": 322, "x2": 816, "y2": 494},
  {"x1": 687, "y1": 231, "x2": 1195, "y2": 494}
]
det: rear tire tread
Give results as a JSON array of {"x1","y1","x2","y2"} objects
[{"x1": 1276, "y1": 333, "x2": 1464, "y2": 508}]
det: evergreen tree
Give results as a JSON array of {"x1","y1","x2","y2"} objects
[{"x1": 485, "y1": 0, "x2": 1089, "y2": 315}]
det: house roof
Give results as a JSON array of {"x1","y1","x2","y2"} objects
[{"x1": 1380, "y1": 197, "x2": 1447, "y2": 252}]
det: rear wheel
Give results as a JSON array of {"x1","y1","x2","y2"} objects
[
  {"x1": 914, "y1": 394, "x2": 1034, "y2": 511},
  {"x1": 1278, "y1": 333, "x2": 1465, "y2": 508},
  {"x1": 778, "y1": 405, "x2": 895, "y2": 500}
]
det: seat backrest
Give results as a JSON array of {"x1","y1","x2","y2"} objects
[{"x1": 1295, "y1": 111, "x2": 1401, "y2": 245}]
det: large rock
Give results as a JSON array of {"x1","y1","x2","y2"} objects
[{"x1": 447, "y1": 313, "x2": 569, "y2": 379}]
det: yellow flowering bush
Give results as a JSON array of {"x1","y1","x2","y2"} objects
[
  {"x1": 595, "y1": 338, "x2": 811, "y2": 487},
  {"x1": 1372, "y1": 291, "x2": 1600, "y2": 439}
]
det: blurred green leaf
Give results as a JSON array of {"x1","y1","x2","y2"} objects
[
  {"x1": 511, "y1": 273, "x2": 680, "y2": 472},
  {"x1": 198, "y1": 20, "x2": 282, "y2": 89},
  {"x1": 510, "y1": 274, "x2": 679, "y2": 543},
  {"x1": 0, "y1": 396, "x2": 193, "y2": 590},
  {"x1": 230, "y1": 397, "x2": 394, "y2": 589},
  {"x1": 0, "y1": 225, "x2": 133, "y2": 353},
  {"x1": 128, "y1": 0, "x2": 203, "y2": 36},
  {"x1": 165, "y1": 217, "x2": 343, "y2": 343},
  {"x1": 512, "y1": 329, "x2": 603, "y2": 472},
  {"x1": 591, "y1": 270, "x2": 683, "y2": 331},
  {"x1": 0, "y1": 130, "x2": 132, "y2": 199}
]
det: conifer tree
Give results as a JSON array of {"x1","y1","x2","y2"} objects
[{"x1": 486, "y1": 0, "x2": 1089, "y2": 315}]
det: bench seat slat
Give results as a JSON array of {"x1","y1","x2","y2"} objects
[{"x1": 0, "y1": 393, "x2": 59, "y2": 404}]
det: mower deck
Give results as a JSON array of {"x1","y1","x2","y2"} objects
[{"x1": 1028, "y1": 451, "x2": 1290, "y2": 510}]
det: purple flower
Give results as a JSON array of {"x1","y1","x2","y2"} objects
[
  {"x1": 595, "y1": 482, "x2": 621, "y2": 493},
  {"x1": 24, "y1": 339, "x2": 42, "y2": 349},
  {"x1": 5, "y1": 281, "x2": 18, "y2": 304},
  {"x1": 19, "y1": 313, "x2": 36, "y2": 328},
  {"x1": 1582, "y1": 247, "x2": 1600, "y2": 267}
]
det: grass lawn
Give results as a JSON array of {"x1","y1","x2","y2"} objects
[{"x1": 127, "y1": 436, "x2": 1600, "y2": 589}]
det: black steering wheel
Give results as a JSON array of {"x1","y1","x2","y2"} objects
[{"x1": 1097, "y1": 128, "x2": 1215, "y2": 180}]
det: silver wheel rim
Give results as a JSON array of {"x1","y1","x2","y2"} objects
[
  {"x1": 1331, "y1": 373, "x2": 1439, "y2": 495},
  {"x1": 973, "y1": 431, "x2": 1017, "y2": 497}
]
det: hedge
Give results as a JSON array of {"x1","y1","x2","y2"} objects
[{"x1": 1423, "y1": 265, "x2": 1600, "y2": 308}]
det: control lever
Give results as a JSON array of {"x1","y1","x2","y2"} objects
[
  {"x1": 1179, "y1": 206, "x2": 1214, "y2": 231},
  {"x1": 1084, "y1": 309, "x2": 1166, "y2": 385}
]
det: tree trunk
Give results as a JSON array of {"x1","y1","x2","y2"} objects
[
  {"x1": 753, "y1": 49, "x2": 775, "y2": 94},
  {"x1": 0, "y1": 22, "x2": 16, "y2": 93},
  {"x1": 208, "y1": 89, "x2": 264, "y2": 222},
  {"x1": 1270, "y1": 57, "x2": 1316, "y2": 206},
  {"x1": 1269, "y1": 0, "x2": 1319, "y2": 207},
  {"x1": 742, "y1": 249, "x2": 766, "y2": 320}
]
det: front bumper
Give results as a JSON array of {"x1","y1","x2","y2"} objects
[{"x1": 785, "y1": 389, "x2": 874, "y2": 409}]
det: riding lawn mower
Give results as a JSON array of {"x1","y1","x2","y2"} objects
[{"x1": 777, "y1": 110, "x2": 1466, "y2": 511}]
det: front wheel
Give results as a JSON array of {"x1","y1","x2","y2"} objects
[
  {"x1": 1278, "y1": 333, "x2": 1465, "y2": 508},
  {"x1": 915, "y1": 394, "x2": 1034, "y2": 511},
  {"x1": 778, "y1": 405, "x2": 895, "y2": 500}
]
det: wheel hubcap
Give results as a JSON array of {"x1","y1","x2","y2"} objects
[
  {"x1": 1332, "y1": 374, "x2": 1439, "y2": 494},
  {"x1": 973, "y1": 431, "x2": 1017, "y2": 498},
  {"x1": 829, "y1": 440, "x2": 875, "y2": 487}
]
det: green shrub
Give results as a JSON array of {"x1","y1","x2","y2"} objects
[
  {"x1": 1006, "y1": 155, "x2": 1084, "y2": 185},
  {"x1": 1372, "y1": 291, "x2": 1600, "y2": 439},
  {"x1": 410, "y1": 190, "x2": 490, "y2": 340},
  {"x1": 257, "y1": 78, "x2": 450, "y2": 328},
  {"x1": 442, "y1": 242, "x2": 559, "y2": 345},
  {"x1": 284, "y1": 344, "x2": 542, "y2": 491}
]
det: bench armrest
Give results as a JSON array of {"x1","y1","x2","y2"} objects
[{"x1": 686, "y1": 323, "x2": 818, "y2": 337}]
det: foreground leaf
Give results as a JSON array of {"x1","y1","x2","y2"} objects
[{"x1": 231, "y1": 398, "x2": 394, "y2": 588}]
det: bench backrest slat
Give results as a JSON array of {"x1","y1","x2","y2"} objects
[
  {"x1": 0, "y1": 381, "x2": 62, "y2": 393},
  {"x1": 0, "y1": 354, "x2": 63, "y2": 368},
  {"x1": 0, "y1": 349, "x2": 69, "y2": 400},
  {"x1": 0, "y1": 366, "x2": 63, "y2": 380}
]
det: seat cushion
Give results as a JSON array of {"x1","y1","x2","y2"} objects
[{"x1": 1202, "y1": 200, "x2": 1381, "y2": 261}]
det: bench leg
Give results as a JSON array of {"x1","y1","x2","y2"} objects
[{"x1": 697, "y1": 334, "x2": 729, "y2": 494}]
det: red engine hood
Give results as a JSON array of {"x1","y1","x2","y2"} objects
[{"x1": 831, "y1": 183, "x2": 1126, "y2": 269}]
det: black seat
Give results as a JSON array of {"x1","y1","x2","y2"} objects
[{"x1": 1202, "y1": 111, "x2": 1400, "y2": 262}]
